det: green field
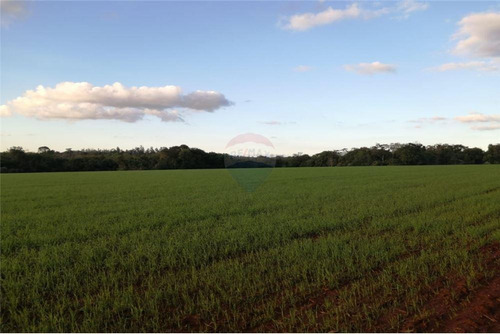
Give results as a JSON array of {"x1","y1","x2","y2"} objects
[{"x1": 1, "y1": 166, "x2": 499, "y2": 332}]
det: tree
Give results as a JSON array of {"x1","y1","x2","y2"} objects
[
  {"x1": 341, "y1": 147, "x2": 372, "y2": 166},
  {"x1": 370, "y1": 144, "x2": 392, "y2": 165},
  {"x1": 38, "y1": 146, "x2": 51, "y2": 153},
  {"x1": 393, "y1": 143, "x2": 427, "y2": 165},
  {"x1": 462, "y1": 148, "x2": 484, "y2": 164},
  {"x1": 485, "y1": 144, "x2": 500, "y2": 164},
  {"x1": 309, "y1": 151, "x2": 339, "y2": 167},
  {"x1": 0, "y1": 142, "x2": 498, "y2": 173}
]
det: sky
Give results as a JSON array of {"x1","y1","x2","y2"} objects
[{"x1": 1, "y1": 0, "x2": 499, "y2": 155}]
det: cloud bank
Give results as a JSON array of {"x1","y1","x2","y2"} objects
[
  {"x1": 343, "y1": 61, "x2": 397, "y2": 75},
  {"x1": 455, "y1": 112, "x2": 500, "y2": 131},
  {"x1": 0, "y1": 82, "x2": 232, "y2": 122},
  {"x1": 470, "y1": 124, "x2": 500, "y2": 131},
  {"x1": 455, "y1": 113, "x2": 500, "y2": 123},
  {"x1": 433, "y1": 12, "x2": 500, "y2": 73},
  {"x1": 280, "y1": 1, "x2": 428, "y2": 31},
  {"x1": 453, "y1": 12, "x2": 500, "y2": 58},
  {"x1": 407, "y1": 113, "x2": 500, "y2": 131}
]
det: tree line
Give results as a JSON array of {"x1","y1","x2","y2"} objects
[{"x1": 1, "y1": 143, "x2": 499, "y2": 173}]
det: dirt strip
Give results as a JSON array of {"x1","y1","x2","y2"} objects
[{"x1": 403, "y1": 243, "x2": 500, "y2": 333}]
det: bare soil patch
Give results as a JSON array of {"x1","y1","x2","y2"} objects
[{"x1": 403, "y1": 243, "x2": 500, "y2": 333}]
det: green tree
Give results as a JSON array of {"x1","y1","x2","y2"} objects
[{"x1": 485, "y1": 144, "x2": 500, "y2": 164}]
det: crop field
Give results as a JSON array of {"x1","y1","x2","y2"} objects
[{"x1": 1, "y1": 165, "x2": 499, "y2": 332}]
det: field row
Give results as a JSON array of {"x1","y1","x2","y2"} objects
[{"x1": 1, "y1": 166, "x2": 499, "y2": 331}]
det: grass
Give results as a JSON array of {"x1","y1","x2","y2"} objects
[{"x1": 1, "y1": 165, "x2": 499, "y2": 332}]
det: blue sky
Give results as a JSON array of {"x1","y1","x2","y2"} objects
[{"x1": 1, "y1": 0, "x2": 499, "y2": 154}]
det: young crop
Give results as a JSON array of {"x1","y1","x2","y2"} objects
[{"x1": 1, "y1": 165, "x2": 499, "y2": 332}]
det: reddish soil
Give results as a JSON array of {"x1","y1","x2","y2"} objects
[
  {"x1": 435, "y1": 243, "x2": 500, "y2": 333},
  {"x1": 437, "y1": 275, "x2": 500, "y2": 332},
  {"x1": 175, "y1": 242, "x2": 500, "y2": 332},
  {"x1": 254, "y1": 242, "x2": 500, "y2": 333},
  {"x1": 403, "y1": 243, "x2": 500, "y2": 333}
]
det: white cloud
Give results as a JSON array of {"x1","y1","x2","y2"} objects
[
  {"x1": 455, "y1": 113, "x2": 500, "y2": 123},
  {"x1": 433, "y1": 12, "x2": 500, "y2": 73},
  {"x1": 409, "y1": 116, "x2": 447, "y2": 128},
  {"x1": 455, "y1": 112, "x2": 500, "y2": 131},
  {"x1": 281, "y1": 3, "x2": 361, "y2": 31},
  {"x1": 410, "y1": 113, "x2": 500, "y2": 131},
  {"x1": 397, "y1": 0, "x2": 429, "y2": 19},
  {"x1": 453, "y1": 12, "x2": 500, "y2": 58},
  {"x1": 472, "y1": 124, "x2": 500, "y2": 131},
  {"x1": 0, "y1": 104, "x2": 11, "y2": 116},
  {"x1": 259, "y1": 121, "x2": 296, "y2": 126},
  {"x1": 343, "y1": 61, "x2": 397, "y2": 75},
  {"x1": 410, "y1": 116, "x2": 447, "y2": 123},
  {"x1": 0, "y1": 0, "x2": 28, "y2": 27},
  {"x1": 280, "y1": 1, "x2": 428, "y2": 31},
  {"x1": 260, "y1": 121, "x2": 282, "y2": 126},
  {"x1": 431, "y1": 61, "x2": 499, "y2": 72},
  {"x1": 0, "y1": 82, "x2": 232, "y2": 122},
  {"x1": 293, "y1": 65, "x2": 313, "y2": 72}
]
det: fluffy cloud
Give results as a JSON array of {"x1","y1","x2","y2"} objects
[
  {"x1": 433, "y1": 12, "x2": 500, "y2": 73},
  {"x1": 343, "y1": 61, "x2": 397, "y2": 75},
  {"x1": 0, "y1": 0, "x2": 28, "y2": 27},
  {"x1": 431, "y1": 61, "x2": 499, "y2": 72},
  {"x1": 455, "y1": 112, "x2": 500, "y2": 131},
  {"x1": 0, "y1": 104, "x2": 11, "y2": 116},
  {"x1": 280, "y1": 1, "x2": 428, "y2": 31},
  {"x1": 293, "y1": 65, "x2": 313, "y2": 72},
  {"x1": 453, "y1": 12, "x2": 500, "y2": 58},
  {"x1": 0, "y1": 82, "x2": 232, "y2": 122},
  {"x1": 281, "y1": 4, "x2": 362, "y2": 31}
]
